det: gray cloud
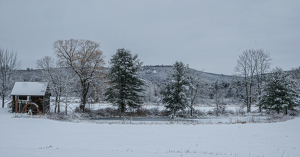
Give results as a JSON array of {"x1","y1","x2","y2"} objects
[{"x1": 0, "y1": 0, "x2": 299, "y2": 74}]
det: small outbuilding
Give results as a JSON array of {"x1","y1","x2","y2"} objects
[{"x1": 11, "y1": 82, "x2": 51, "y2": 115}]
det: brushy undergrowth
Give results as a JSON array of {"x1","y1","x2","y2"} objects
[
  {"x1": 44, "y1": 114, "x2": 295, "y2": 125},
  {"x1": 9, "y1": 105, "x2": 298, "y2": 125},
  {"x1": 72, "y1": 106, "x2": 299, "y2": 118},
  {"x1": 74, "y1": 107, "x2": 171, "y2": 118},
  {"x1": 15, "y1": 104, "x2": 292, "y2": 125}
]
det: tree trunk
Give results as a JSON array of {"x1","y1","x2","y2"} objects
[
  {"x1": 121, "y1": 104, "x2": 125, "y2": 114},
  {"x1": 259, "y1": 107, "x2": 262, "y2": 113},
  {"x1": 247, "y1": 81, "x2": 252, "y2": 113},
  {"x1": 55, "y1": 96, "x2": 58, "y2": 113},
  {"x1": 2, "y1": 95, "x2": 4, "y2": 108},
  {"x1": 57, "y1": 96, "x2": 60, "y2": 113},
  {"x1": 249, "y1": 83, "x2": 252, "y2": 113},
  {"x1": 65, "y1": 103, "x2": 68, "y2": 115},
  {"x1": 258, "y1": 83, "x2": 262, "y2": 113},
  {"x1": 285, "y1": 108, "x2": 287, "y2": 115},
  {"x1": 245, "y1": 78, "x2": 250, "y2": 113},
  {"x1": 216, "y1": 103, "x2": 219, "y2": 116},
  {"x1": 81, "y1": 89, "x2": 88, "y2": 112},
  {"x1": 81, "y1": 99, "x2": 86, "y2": 112}
]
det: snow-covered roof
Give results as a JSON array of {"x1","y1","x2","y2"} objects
[{"x1": 11, "y1": 82, "x2": 48, "y2": 96}]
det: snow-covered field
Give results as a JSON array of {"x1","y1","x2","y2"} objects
[{"x1": 0, "y1": 108, "x2": 299, "y2": 157}]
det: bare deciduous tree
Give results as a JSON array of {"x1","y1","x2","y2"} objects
[
  {"x1": 253, "y1": 50, "x2": 272, "y2": 112},
  {"x1": 188, "y1": 71, "x2": 208, "y2": 116},
  {"x1": 36, "y1": 56, "x2": 74, "y2": 114},
  {"x1": 235, "y1": 49, "x2": 271, "y2": 113},
  {"x1": 213, "y1": 80, "x2": 225, "y2": 116},
  {"x1": 235, "y1": 51, "x2": 252, "y2": 112},
  {"x1": 0, "y1": 48, "x2": 21, "y2": 108},
  {"x1": 53, "y1": 39, "x2": 106, "y2": 112}
]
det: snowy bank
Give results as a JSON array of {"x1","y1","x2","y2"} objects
[{"x1": 0, "y1": 108, "x2": 299, "y2": 157}]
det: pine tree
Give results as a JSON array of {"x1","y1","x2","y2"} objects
[
  {"x1": 161, "y1": 61, "x2": 191, "y2": 117},
  {"x1": 105, "y1": 48, "x2": 145, "y2": 115},
  {"x1": 258, "y1": 67, "x2": 299, "y2": 114}
]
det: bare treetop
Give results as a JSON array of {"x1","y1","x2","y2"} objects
[{"x1": 53, "y1": 39, "x2": 104, "y2": 70}]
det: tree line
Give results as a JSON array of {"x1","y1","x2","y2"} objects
[{"x1": 1, "y1": 39, "x2": 299, "y2": 117}]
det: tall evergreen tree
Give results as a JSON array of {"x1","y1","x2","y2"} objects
[
  {"x1": 105, "y1": 48, "x2": 145, "y2": 115},
  {"x1": 161, "y1": 61, "x2": 191, "y2": 117},
  {"x1": 258, "y1": 67, "x2": 299, "y2": 114}
]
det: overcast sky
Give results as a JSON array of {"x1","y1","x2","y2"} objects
[{"x1": 0, "y1": 0, "x2": 299, "y2": 75}]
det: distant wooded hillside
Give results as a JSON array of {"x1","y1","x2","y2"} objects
[{"x1": 20, "y1": 65, "x2": 233, "y2": 85}]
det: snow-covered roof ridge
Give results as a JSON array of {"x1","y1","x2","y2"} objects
[{"x1": 11, "y1": 82, "x2": 48, "y2": 96}]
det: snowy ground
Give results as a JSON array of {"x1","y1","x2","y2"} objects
[{"x1": 0, "y1": 108, "x2": 299, "y2": 157}]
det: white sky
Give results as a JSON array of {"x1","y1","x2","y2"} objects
[{"x1": 0, "y1": 0, "x2": 299, "y2": 75}]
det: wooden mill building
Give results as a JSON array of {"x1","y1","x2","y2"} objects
[{"x1": 11, "y1": 82, "x2": 51, "y2": 115}]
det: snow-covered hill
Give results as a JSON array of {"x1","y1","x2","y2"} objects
[
  {"x1": 140, "y1": 65, "x2": 233, "y2": 86},
  {"x1": 18, "y1": 66, "x2": 234, "y2": 85}
]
